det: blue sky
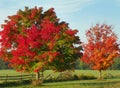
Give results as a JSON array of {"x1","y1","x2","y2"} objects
[{"x1": 0, "y1": 0, "x2": 120, "y2": 42}]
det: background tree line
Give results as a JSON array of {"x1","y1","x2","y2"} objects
[
  {"x1": 75, "y1": 57, "x2": 120, "y2": 70},
  {"x1": 1, "y1": 57, "x2": 120, "y2": 70}
]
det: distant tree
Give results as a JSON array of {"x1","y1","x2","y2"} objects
[
  {"x1": 75, "y1": 59, "x2": 90, "y2": 69},
  {"x1": 0, "y1": 7, "x2": 82, "y2": 81},
  {"x1": 82, "y1": 24, "x2": 119, "y2": 79},
  {"x1": 0, "y1": 59, "x2": 9, "y2": 69},
  {"x1": 111, "y1": 57, "x2": 120, "y2": 70}
]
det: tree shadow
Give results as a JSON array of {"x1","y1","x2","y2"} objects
[{"x1": 0, "y1": 80, "x2": 31, "y2": 87}]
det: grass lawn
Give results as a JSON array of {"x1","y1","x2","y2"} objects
[
  {"x1": 0, "y1": 70, "x2": 120, "y2": 88},
  {"x1": 2, "y1": 79, "x2": 120, "y2": 88},
  {"x1": 75, "y1": 70, "x2": 120, "y2": 77},
  {"x1": 0, "y1": 69, "x2": 30, "y2": 76},
  {"x1": 0, "y1": 69, "x2": 120, "y2": 77}
]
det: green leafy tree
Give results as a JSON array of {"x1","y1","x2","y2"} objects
[
  {"x1": 75, "y1": 59, "x2": 90, "y2": 69},
  {"x1": 111, "y1": 57, "x2": 120, "y2": 70}
]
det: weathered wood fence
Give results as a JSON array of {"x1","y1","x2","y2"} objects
[
  {"x1": 0, "y1": 74, "x2": 36, "y2": 82},
  {"x1": 0, "y1": 72, "x2": 66, "y2": 82}
]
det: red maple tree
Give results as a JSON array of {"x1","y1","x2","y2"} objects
[
  {"x1": 0, "y1": 7, "x2": 82, "y2": 80},
  {"x1": 82, "y1": 24, "x2": 119, "y2": 79}
]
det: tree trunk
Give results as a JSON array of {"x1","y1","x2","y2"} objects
[
  {"x1": 98, "y1": 70, "x2": 102, "y2": 80},
  {"x1": 36, "y1": 72, "x2": 40, "y2": 80},
  {"x1": 32, "y1": 72, "x2": 43, "y2": 86}
]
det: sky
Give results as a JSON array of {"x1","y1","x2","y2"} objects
[{"x1": 0, "y1": 0, "x2": 120, "y2": 42}]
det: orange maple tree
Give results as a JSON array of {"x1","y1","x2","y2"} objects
[{"x1": 82, "y1": 24, "x2": 119, "y2": 79}]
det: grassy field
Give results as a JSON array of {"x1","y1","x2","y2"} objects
[
  {"x1": 0, "y1": 69, "x2": 120, "y2": 77},
  {"x1": 0, "y1": 70, "x2": 120, "y2": 88},
  {"x1": 1, "y1": 79, "x2": 120, "y2": 88}
]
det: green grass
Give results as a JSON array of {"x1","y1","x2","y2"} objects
[
  {"x1": 0, "y1": 69, "x2": 30, "y2": 76},
  {"x1": 0, "y1": 70, "x2": 120, "y2": 88},
  {"x1": 0, "y1": 69, "x2": 119, "y2": 77},
  {"x1": 2, "y1": 79, "x2": 120, "y2": 88},
  {"x1": 75, "y1": 70, "x2": 120, "y2": 77}
]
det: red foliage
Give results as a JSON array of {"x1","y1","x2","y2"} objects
[
  {"x1": 0, "y1": 6, "x2": 82, "y2": 73},
  {"x1": 65, "y1": 29, "x2": 78, "y2": 36},
  {"x1": 82, "y1": 24, "x2": 119, "y2": 71}
]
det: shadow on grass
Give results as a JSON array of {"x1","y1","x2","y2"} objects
[
  {"x1": 43, "y1": 80, "x2": 120, "y2": 87},
  {"x1": 0, "y1": 80, "x2": 31, "y2": 87},
  {"x1": 0, "y1": 79, "x2": 120, "y2": 88}
]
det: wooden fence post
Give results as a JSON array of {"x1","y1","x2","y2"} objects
[
  {"x1": 0, "y1": 74, "x2": 38, "y2": 82},
  {"x1": 32, "y1": 74, "x2": 34, "y2": 80},
  {"x1": 20, "y1": 73, "x2": 22, "y2": 81},
  {"x1": 5, "y1": 75, "x2": 8, "y2": 82}
]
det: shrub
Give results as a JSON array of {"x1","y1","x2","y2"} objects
[
  {"x1": 44, "y1": 72, "x2": 96, "y2": 82},
  {"x1": 56, "y1": 71, "x2": 74, "y2": 81},
  {"x1": 78, "y1": 74, "x2": 96, "y2": 80},
  {"x1": 103, "y1": 73, "x2": 113, "y2": 79},
  {"x1": 73, "y1": 74, "x2": 79, "y2": 80}
]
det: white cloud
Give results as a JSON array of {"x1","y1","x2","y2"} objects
[
  {"x1": 42, "y1": 0, "x2": 95, "y2": 14},
  {"x1": 0, "y1": 0, "x2": 95, "y2": 26}
]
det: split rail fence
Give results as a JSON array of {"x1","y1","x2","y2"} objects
[{"x1": 0, "y1": 74, "x2": 36, "y2": 82}]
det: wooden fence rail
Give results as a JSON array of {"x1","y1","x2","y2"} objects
[
  {"x1": 0, "y1": 73, "x2": 56, "y2": 82},
  {"x1": 0, "y1": 74, "x2": 36, "y2": 82}
]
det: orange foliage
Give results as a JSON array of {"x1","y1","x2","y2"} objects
[{"x1": 82, "y1": 24, "x2": 119, "y2": 71}]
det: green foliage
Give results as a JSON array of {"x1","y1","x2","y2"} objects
[
  {"x1": 103, "y1": 73, "x2": 113, "y2": 79},
  {"x1": 75, "y1": 59, "x2": 90, "y2": 69},
  {"x1": 0, "y1": 59, "x2": 9, "y2": 69},
  {"x1": 78, "y1": 74, "x2": 96, "y2": 80},
  {"x1": 112, "y1": 57, "x2": 120, "y2": 70}
]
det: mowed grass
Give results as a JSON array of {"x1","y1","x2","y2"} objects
[
  {"x1": 0, "y1": 69, "x2": 31, "y2": 76},
  {"x1": 0, "y1": 69, "x2": 120, "y2": 77},
  {"x1": 75, "y1": 70, "x2": 120, "y2": 77},
  {"x1": 4, "y1": 79, "x2": 120, "y2": 88},
  {"x1": 0, "y1": 70, "x2": 120, "y2": 88}
]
